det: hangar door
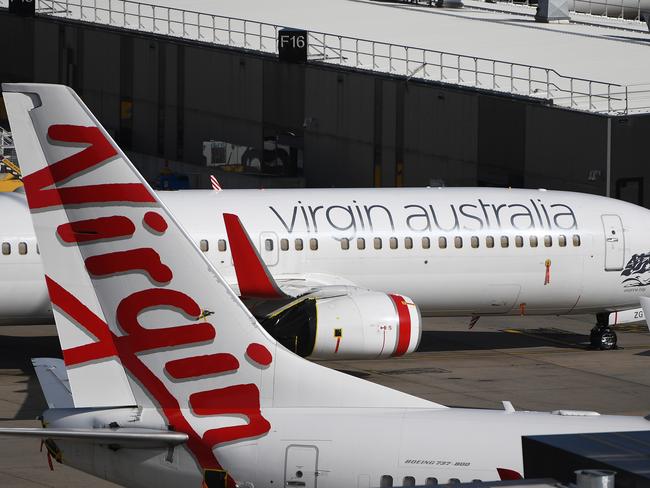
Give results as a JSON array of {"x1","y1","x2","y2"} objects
[{"x1": 602, "y1": 214, "x2": 625, "y2": 271}]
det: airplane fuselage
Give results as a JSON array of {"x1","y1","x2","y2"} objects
[{"x1": 2, "y1": 187, "x2": 650, "y2": 323}]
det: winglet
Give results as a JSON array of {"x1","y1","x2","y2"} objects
[{"x1": 223, "y1": 213, "x2": 286, "y2": 299}]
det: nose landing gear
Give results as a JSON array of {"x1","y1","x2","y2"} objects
[{"x1": 590, "y1": 312, "x2": 618, "y2": 350}]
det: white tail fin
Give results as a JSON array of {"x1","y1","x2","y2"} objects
[{"x1": 4, "y1": 83, "x2": 441, "y2": 473}]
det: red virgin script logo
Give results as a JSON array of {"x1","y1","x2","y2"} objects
[{"x1": 25, "y1": 125, "x2": 272, "y2": 475}]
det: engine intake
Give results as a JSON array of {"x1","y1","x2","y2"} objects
[{"x1": 259, "y1": 288, "x2": 421, "y2": 360}]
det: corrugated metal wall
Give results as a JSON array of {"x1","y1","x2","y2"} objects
[{"x1": 1, "y1": 10, "x2": 648, "y2": 206}]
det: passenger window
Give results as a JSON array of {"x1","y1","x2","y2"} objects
[
  {"x1": 200, "y1": 239, "x2": 209, "y2": 252},
  {"x1": 18, "y1": 242, "x2": 27, "y2": 255},
  {"x1": 544, "y1": 235, "x2": 552, "y2": 247},
  {"x1": 380, "y1": 475, "x2": 393, "y2": 487},
  {"x1": 454, "y1": 236, "x2": 463, "y2": 249},
  {"x1": 357, "y1": 238, "x2": 365, "y2": 250},
  {"x1": 295, "y1": 238, "x2": 303, "y2": 251},
  {"x1": 471, "y1": 236, "x2": 479, "y2": 248},
  {"x1": 280, "y1": 238, "x2": 289, "y2": 251},
  {"x1": 389, "y1": 237, "x2": 398, "y2": 249},
  {"x1": 341, "y1": 238, "x2": 350, "y2": 250},
  {"x1": 2, "y1": 242, "x2": 10, "y2": 255},
  {"x1": 439, "y1": 236, "x2": 447, "y2": 249},
  {"x1": 404, "y1": 237, "x2": 413, "y2": 249},
  {"x1": 448, "y1": 479, "x2": 460, "y2": 485},
  {"x1": 374, "y1": 237, "x2": 382, "y2": 250},
  {"x1": 515, "y1": 235, "x2": 524, "y2": 248},
  {"x1": 218, "y1": 239, "x2": 227, "y2": 252},
  {"x1": 500, "y1": 236, "x2": 509, "y2": 248},
  {"x1": 310, "y1": 238, "x2": 318, "y2": 251},
  {"x1": 422, "y1": 236, "x2": 430, "y2": 249},
  {"x1": 486, "y1": 236, "x2": 494, "y2": 248},
  {"x1": 573, "y1": 234, "x2": 581, "y2": 246},
  {"x1": 403, "y1": 476, "x2": 416, "y2": 486},
  {"x1": 265, "y1": 239, "x2": 273, "y2": 251},
  {"x1": 558, "y1": 235, "x2": 567, "y2": 247},
  {"x1": 530, "y1": 235, "x2": 538, "y2": 247},
  {"x1": 425, "y1": 478, "x2": 438, "y2": 486}
]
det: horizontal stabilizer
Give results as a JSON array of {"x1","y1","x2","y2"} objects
[
  {"x1": 32, "y1": 358, "x2": 73, "y2": 408},
  {"x1": 0, "y1": 427, "x2": 188, "y2": 448}
]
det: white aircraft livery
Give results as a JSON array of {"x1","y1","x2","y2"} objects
[
  {"x1": 2, "y1": 81, "x2": 650, "y2": 488},
  {"x1": 2, "y1": 181, "x2": 650, "y2": 350}
]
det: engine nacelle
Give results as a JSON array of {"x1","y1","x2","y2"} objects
[{"x1": 260, "y1": 287, "x2": 421, "y2": 360}]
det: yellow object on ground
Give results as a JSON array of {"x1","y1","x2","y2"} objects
[{"x1": 0, "y1": 173, "x2": 23, "y2": 192}]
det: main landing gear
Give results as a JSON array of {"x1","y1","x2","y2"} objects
[{"x1": 590, "y1": 312, "x2": 618, "y2": 350}]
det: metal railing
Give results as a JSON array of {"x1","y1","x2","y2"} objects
[
  {"x1": 1, "y1": 0, "x2": 645, "y2": 113},
  {"x1": 475, "y1": 0, "x2": 649, "y2": 21}
]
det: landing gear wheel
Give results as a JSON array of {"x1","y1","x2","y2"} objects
[{"x1": 590, "y1": 326, "x2": 617, "y2": 350}]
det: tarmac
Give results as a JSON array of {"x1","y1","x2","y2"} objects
[{"x1": 1, "y1": 314, "x2": 650, "y2": 487}]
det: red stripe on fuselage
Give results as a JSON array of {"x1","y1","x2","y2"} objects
[{"x1": 390, "y1": 294, "x2": 411, "y2": 357}]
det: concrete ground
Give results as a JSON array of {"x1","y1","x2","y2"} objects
[{"x1": 1, "y1": 315, "x2": 650, "y2": 487}]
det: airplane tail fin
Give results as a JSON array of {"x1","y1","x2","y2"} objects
[{"x1": 4, "y1": 82, "x2": 440, "y2": 470}]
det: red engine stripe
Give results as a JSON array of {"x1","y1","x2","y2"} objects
[{"x1": 390, "y1": 294, "x2": 411, "y2": 357}]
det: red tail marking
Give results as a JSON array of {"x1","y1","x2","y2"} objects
[
  {"x1": 48, "y1": 276, "x2": 222, "y2": 470},
  {"x1": 22, "y1": 125, "x2": 155, "y2": 209},
  {"x1": 245, "y1": 343, "x2": 272, "y2": 367},
  {"x1": 190, "y1": 384, "x2": 271, "y2": 446},
  {"x1": 115, "y1": 289, "x2": 215, "y2": 353},
  {"x1": 223, "y1": 213, "x2": 285, "y2": 299},
  {"x1": 85, "y1": 248, "x2": 173, "y2": 284},
  {"x1": 46, "y1": 277, "x2": 119, "y2": 366},
  {"x1": 57, "y1": 216, "x2": 135, "y2": 244},
  {"x1": 166, "y1": 354, "x2": 240, "y2": 379},
  {"x1": 143, "y1": 212, "x2": 168, "y2": 234},
  {"x1": 497, "y1": 468, "x2": 522, "y2": 481},
  {"x1": 391, "y1": 294, "x2": 411, "y2": 357}
]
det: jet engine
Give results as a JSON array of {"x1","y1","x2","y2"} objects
[{"x1": 259, "y1": 287, "x2": 421, "y2": 360}]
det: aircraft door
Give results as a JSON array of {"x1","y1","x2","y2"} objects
[
  {"x1": 602, "y1": 215, "x2": 625, "y2": 271},
  {"x1": 260, "y1": 231, "x2": 279, "y2": 266},
  {"x1": 285, "y1": 444, "x2": 318, "y2": 488}
]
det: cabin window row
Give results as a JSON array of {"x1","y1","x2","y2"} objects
[
  {"x1": 340, "y1": 234, "x2": 581, "y2": 250},
  {"x1": 198, "y1": 239, "x2": 228, "y2": 253},
  {"x1": 1, "y1": 242, "x2": 38, "y2": 256},
  {"x1": 380, "y1": 475, "x2": 468, "y2": 486}
]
